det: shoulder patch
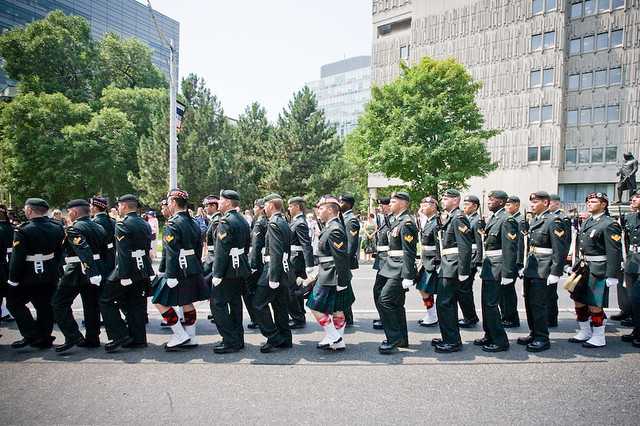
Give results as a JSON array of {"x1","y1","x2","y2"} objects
[
  {"x1": 12, "y1": 240, "x2": 19, "y2": 247},
  {"x1": 458, "y1": 224, "x2": 469, "y2": 233},
  {"x1": 164, "y1": 234, "x2": 174, "y2": 243},
  {"x1": 72, "y1": 236, "x2": 82, "y2": 245},
  {"x1": 404, "y1": 234, "x2": 414, "y2": 243},
  {"x1": 218, "y1": 232, "x2": 227, "y2": 240},
  {"x1": 350, "y1": 230, "x2": 358, "y2": 236},
  {"x1": 611, "y1": 234, "x2": 621, "y2": 242},
  {"x1": 333, "y1": 241, "x2": 344, "y2": 249},
  {"x1": 116, "y1": 235, "x2": 125, "y2": 241},
  {"x1": 554, "y1": 229, "x2": 565, "y2": 238},
  {"x1": 270, "y1": 222, "x2": 278, "y2": 228},
  {"x1": 507, "y1": 232, "x2": 517, "y2": 240}
]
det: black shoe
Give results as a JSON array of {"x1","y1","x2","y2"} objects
[
  {"x1": 431, "y1": 337, "x2": 443, "y2": 347},
  {"x1": 501, "y1": 320, "x2": 520, "y2": 328},
  {"x1": 458, "y1": 318, "x2": 479, "y2": 328},
  {"x1": 517, "y1": 335, "x2": 534, "y2": 346},
  {"x1": 317, "y1": 337, "x2": 342, "y2": 349},
  {"x1": 11, "y1": 338, "x2": 33, "y2": 349},
  {"x1": 55, "y1": 336, "x2": 84, "y2": 353},
  {"x1": 122, "y1": 341, "x2": 148, "y2": 349},
  {"x1": 288, "y1": 320, "x2": 306, "y2": 329},
  {"x1": 620, "y1": 318, "x2": 634, "y2": 327},
  {"x1": 30, "y1": 336, "x2": 55, "y2": 349},
  {"x1": 473, "y1": 336, "x2": 491, "y2": 346},
  {"x1": 246, "y1": 322, "x2": 259, "y2": 330},
  {"x1": 434, "y1": 342, "x2": 462, "y2": 353},
  {"x1": 104, "y1": 336, "x2": 133, "y2": 353},
  {"x1": 482, "y1": 343, "x2": 509, "y2": 353},
  {"x1": 213, "y1": 343, "x2": 242, "y2": 354},
  {"x1": 260, "y1": 342, "x2": 278, "y2": 353},
  {"x1": 372, "y1": 320, "x2": 384, "y2": 330},
  {"x1": 419, "y1": 319, "x2": 438, "y2": 328},
  {"x1": 378, "y1": 341, "x2": 399, "y2": 354},
  {"x1": 77, "y1": 338, "x2": 101, "y2": 348},
  {"x1": 160, "y1": 320, "x2": 170, "y2": 328},
  {"x1": 526, "y1": 340, "x2": 550, "y2": 352},
  {"x1": 207, "y1": 314, "x2": 214, "y2": 320},
  {"x1": 621, "y1": 333, "x2": 638, "y2": 343},
  {"x1": 610, "y1": 312, "x2": 629, "y2": 321},
  {"x1": 1, "y1": 314, "x2": 15, "y2": 323},
  {"x1": 276, "y1": 340, "x2": 293, "y2": 349}
]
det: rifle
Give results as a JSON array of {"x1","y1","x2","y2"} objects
[
  {"x1": 478, "y1": 193, "x2": 487, "y2": 262},
  {"x1": 618, "y1": 205, "x2": 627, "y2": 264},
  {"x1": 521, "y1": 208, "x2": 530, "y2": 272},
  {"x1": 564, "y1": 211, "x2": 587, "y2": 293}
]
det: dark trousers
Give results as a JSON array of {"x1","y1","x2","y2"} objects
[
  {"x1": 99, "y1": 279, "x2": 147, "y2": 344},
  {"x1": 624, "y1": 273, "x2": 640, "y2": 335},
  {"x1": 288, "y1": 272, "x2": 306, "y2": 324},
  {"x1": 373, "y1": 273, "x2": 387, "y2": 320},
  {"x1": 7, "y1": 281, "x2": 56, "y2": 341},
  {"x1": 243, "y1": 271, "x2": 261, "y2": 324},
  {"x1": 457, "y1": 268, "x2": 479, "y2": 321},
  {"x1": 211, "y1": 278, "x2": 244, "y2": 347},
  {"x1": 53, "y1": 278, "x2": 101, "y2": 343},
  {"x1": 617, "y1": 280, "x2": 632, "y2": 315},
  {"x1": 253, "y1": 284, "x2": 292, "y2": 345},
  {"x1": 523, "y1": 277, "x2": 549, "y2": 342},
  {"x1": 499, "y1": 281, "x2": 520, "y2": 322},
  {"x1": 546, "y1": 283, "x2": 559, "y2": 325},
  {"x1": 437, "y1": 277, "x2": 462, "y2": 344},
  {"x1": 379, "y1": 278, "x2": 407, "y2": 344},
  {"x1": 481, "y1": 279, "x2": 509, "y2": 347}
]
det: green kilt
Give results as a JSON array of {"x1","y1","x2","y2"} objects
[
  {"x1": 306, "y1": 282, "x2": 336, "y2": 314},
  {"x1": 334, "y1": 284, "x2": 356, "y2": 312},
  {"x1": 151, "y1": 274, "x2": 211, "y2": 306},
  {"x1": 416, "y1": 267, "x2": 438, "y2": 294},
  {"x1": 570, "y1": 274, "x2": 609, "y2": 308}
]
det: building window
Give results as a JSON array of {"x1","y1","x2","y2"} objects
[
  {"x1": 543, "y1": 68, "x2": 554, "y2": 86},
  {"x1": 531, "y1": 34, "x2": 543, "y2": 50},
  {"x1": 529, "y1": 106, "x2": 541, "y2": 123},
  {"x1": 585, "y1": 0, "x2": 595, "y2": 15},
  {"x1": 579, "y1": 149, "x2": 590, "y2": 163},
  {"x1": 597, "y1": 0, "x2": 609, "y2": 12},
  {"x1": 580, "y1": 108, "x2": 592, "y2": 124},
  {"x1": 610, "y1": 67, "x2": 622, "y2": 85},
  {"x1": 530, "y1": 70, "x2": 541, "y2": 87},
  {"x1": 566, "y1": 148, "x2": 577, "y2": 164},
  {"x1": 591, "y1": 147, "x2": 604, "y2": 162},
  {"x1": 528, "y1": 147, "x2": 539, "y2": 162},
  {"x1": 568, "y1": 109, "x2": 578, "y2": 126},
  {"x1": 611, "y1": 29, "x2": 623, "y2": 47},
  {"x1": 594, "y1": 69, "x2": 607, "y2": 86},
  {"x1": 546, "y1": 0, "x2": 557, "y2": 10},
  {"x1": 540, "y1": 145, "x2": 551, "y2": 161},
  {"x1": 560, "y1": 184, "x2": 614, "y2": 203},
  {"x1": 607, "y1": 104, "x2": 620, "y2": 122},
  {"x1": 570, "y1": 38, "x2": 581, "y2": 55},
  {"x1": 400, "y1": 45, "x2": 409, "y2": 60},
  {"x1": 571, "y1": 1, "x2": 582, "y2": 18},
  {"x1": 612, "y1": 0, "x2": 624, "y2": 9},
  {"x1": 583, "y1": 35, "x2": 594, "y2": 52},
  {"x1": 596, "y1": 32, "x2": 609, "y2": 50},
  {"x1": 543, "y1": 31, "x2": 556, "y2": 49},
  {"x1": 568, "y1": 74, "x2": 580, "y2": 90},
  {"x1": 532, "y1": 0, "x2": 543, "y2": 14},
  {"x1": 542, "y1": 105, "x2": 553, "y2": 122},
  {"x1": 581, "y1": 72, "x2": 593, "y2": 89},
  {"x1": 606, "y1": 146, "x2": 617, "y2": 162},
  {"x1": 593, "y1": 106, "x2": 606, "y2": 123}
]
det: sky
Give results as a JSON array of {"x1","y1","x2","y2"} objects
[{"x1": 147, "y1": 0, "x2": 372, "y2": 120}]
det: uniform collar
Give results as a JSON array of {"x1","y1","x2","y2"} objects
[
  {"x1": 591, "y1": 212, "x2": 605, "y2": 221},
  {"x1": 73, "y1": 215, "x2": 91, "y2": 224},
  {"x1": 467, "y1": 211, "x2": 478, "y2": 219},
  {"x1": 293, "y1": 213, "x2": 304, "y2": 220},
  {"x1": 395, "y1": 209, "x2": 407, "y2": 219},
  {"x1": 327, "y1": 216, "x2": 341, "y2": 225},
  {"x1": 344, "y1": 209, "x2": 353, "y2": 216},
  {"x1": 95, "y1": 212, "x2": 108, "y2": 217},
  {"x1": 535, "y1": 209, "x2": 549, "y2": 219}
]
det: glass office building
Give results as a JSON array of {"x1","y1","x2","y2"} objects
[{"x1": 0, "y1": 0, "x2": 179, "y2": 92}]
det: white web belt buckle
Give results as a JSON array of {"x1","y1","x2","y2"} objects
[
  {"x1": 131, "y1": 249, "x2": 145, "y2": 270},
  {"x1": 178, "y1": 249, "x2": 195, "y2": 270},
  {"x1": 282, "y1": 252, "x2": 290, "y2": 273},
  {"x1": 229, "y1": 247, "x2": 244, "y2": 269},
  {"x1": 26, "y1": 253, "x2": 54, "y2": 274}
]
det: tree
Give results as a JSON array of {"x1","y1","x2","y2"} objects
[
  {"x1": 347, "y1": 57, "x2": 498, "y2": 199},
  {"x1": 99, "y1": 87, "x2": 165, "y2": 139}
]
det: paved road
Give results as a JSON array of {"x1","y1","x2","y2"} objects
[{"x1": 1, "y1": 265, "x2": 639, "y2": 425}]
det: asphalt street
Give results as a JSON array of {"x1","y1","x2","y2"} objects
[{"x1": 1, "y1": 265, "x2": 639, "y2": 425}]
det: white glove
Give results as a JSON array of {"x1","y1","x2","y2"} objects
[
  {"x1": 121, "y1": 278, "x2": 132, "y2": 286},
  {"x1": 458, "y1": 275, "x2": 469, "y2": 282},
  {"x1": 563, "y1": 264, "x2": 573, "y2": 275},
  {"x1": 500, "y1": 277, "x2": 513, "y2": 286},
  {"x1": 518, "y1": 268, "x2": 524, "y2": 278},
  {"x1": 269, "y1": 281, "x2": 280, "y2": 289},
  {"x1": 167, "y1": 278, "x2": 179, "y2": 288},
  {"x1": 337, "y1": 285, "x2": 347, "y2": 292},
  {"x1": 7, "y1": 280, "x2": 18, "y2": 287},
  {"x1": 605, "y1": 277, "x2": 618, "y2": 288},
  {"x1": 402, "y1": 279, "x2": 414, "y2": 289},
  {"x1": 149, "y1": 275, "x2": 156, "y2": 281},
  {"x1": 547, "y1": 274, "x2": 560, "y2": 285},
  {"x1": 89, "y1": 275, "x2": 102, "y2": 286},
  {"x1": 306, "y1": 266, "x2": 319, "y2": 280},
  {"x1": 251, "y1": 268, "x2": 257, "y2": 274},
  {"x1": 211, "y1": 277, "x2": 222, "y2": 287},
  {"x1": 296, "y1": 276, "x2": 305, "y2": 286}
]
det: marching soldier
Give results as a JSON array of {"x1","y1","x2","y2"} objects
[
  {"x1": 100, "y1": 194, "x2": 153, "y2": 352},
  {"x1": 303, "y1": 195, "x2": 353, "y2": 351},
  {"x1": 151, "y1": 189, "x2": 210, "y2": 351},
  {"x1": 52, "y1": 199, "x2": 107, "y2": 352},
  {"x1": 569, "y1": 192, "x2": 621, "y2": 348},
  {"x1": 287, "y1": 196, "x2": 314, "y2": 329},
  {"x1": 548, "y1": 194, "x2": 571, "y2": 327},
  {"x1": 7, "y1": 198, "x2": 65, "y2": 349},
  {"x1": 245, "y1": 198, "x2": 267, "y2": 330},
  {"x1": 90, "y1": 196, "x2": 116, "y2": 273},
  {"x1": 416, "y1": 196, "x2": 439, "y2": 327},
  {"x1": 518, "y1": 191, "x2": 567, "y2": 352},
  {"x1": 253, "y1": 194, "x2": 293, "y2": 353},
  {"x1": 431, "y1": 189, "x2": 473, "y2": 353},
  {"x1": 0, "y1": 205, "x2": 14, "y2": 327},
  {"x1": 210, "y1": 190, "x2": 251, "y2": 354},
  {"x1": 372, "y1": 197, "x2": 392, "y2": 330},
  {"x1": 202, "y1": 195, "x2": 221, "y2": 322},
  {"x1": 473, "y1": 191, "x2": 517, "y2": 352},
  {"x1": 378, "y1": 192, "x2": 417, "y2": 354},
  {"x1": 621, "y1": 191, "x2": 640, "y2": 348},
  {"x1": 500, "y1": 195, "x2": 523, "y2": 328},
  {"x1": 339, "y1": 193, "x2": 359, "y2": 327},
  {"x1": 458, "y1": 195, "x2": 482, "y2": 328}
]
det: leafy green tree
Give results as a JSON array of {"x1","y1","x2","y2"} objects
[
  {"x1": 347, "y1": 57, "x2": 498, "y2": 199},
  {"x1": 99, "y1": 87, "x2": 165, "y2": 139}
]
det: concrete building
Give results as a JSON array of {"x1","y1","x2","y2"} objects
[
  {"x1": 307, "y1": 55, "x2": 371, "y2": 137},
  {"x1": 372, "y1": 0, "x2": 639, "y2": 207},
  {"x1": 0, "y1": 0, "x2": 179, "y2": 95}
]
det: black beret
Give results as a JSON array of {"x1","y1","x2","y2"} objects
[
  {"x1": 288, "y1": 196, "x2": 305, "y2": 205},
  {"x1": 339, "y1": 193, "x2": 355, "y2": 205},
  {"x1": 66, "y1": 199, "x2": 90, "y2": 209},
  {"x1": 118, "y1": 194, "x2": 139, "y2": 204},
  {"x1": 167, "y1": 188, "x2": 189, "y2": 200},
  {"x1": 90, "y1": 196, "x2": 108, "y2": 209},
  {"x1": 506, "y1": 195, "x2": 520, "y2": 203},
  {"x1": 549, "y1": 193, "x2": 561, "y2": 202},
  {"x1": 219, "y1": 189, "x2": 240, "y2": 201},
  {"x1": 443, "y1": 189, "x2": 460, "y2": 197},
  {"x1": 254, "y1": 198, "x2": 265, "y2": 208},
  {"x1": 377, "y1": 197, "x2": 391, "y2": 205},
  {"x1": 529, "y1": 191, "x2": 550, "y2": 201},
  {"x1": 263, "y1": 193, "x2": 282, "y2": 202},
  {"x1": 391, "y1": 191, "x2": 410, "y2": 202},
  {"x1": 488, "y1": 190, "x2": 508, "y2": 200},
  {"x1": 25, "y1": 198, "x2": 49, "y2": 209},
  {"x1": 464, "y1": 195, "x2": 480, "y2": 204}
]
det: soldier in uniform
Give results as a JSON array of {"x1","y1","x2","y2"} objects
[
  {"x1": 302, "y1": 195, "x2": 353, "y2": 351},
  {"x1": 473, "y1": 191, "x2": 517, "y2": 352},
  {"x1": 339, "y1": 194, "x2": 360, "y2": 327},
  {"x1": 378, "y1": 192, "x2": 418, "y2": 354},
  {"x1": 151, "y1": 189, "x2": 210, "y2": 351},
  {"x1": 518, "y1": 191, "x2": 568, "y2": 352},
  {"x1": 253, "y1": 194, "x2": 293, "y2": 353},
  {"x1": 7, "y1": 198, "x2": 65, "y2": 349},
  {"x1": 548, "y1": 194, "x2": 571, "y2": 327},
  {"x1": 458, "y1": 195, "x2": 482, "y2": 328},
  {"x1": 90, "y1": 196, "x2": 116, "y2": 274},
  {"x1": 0, "y1": 205, "x2": 14, "y2": 327},
  {"x1": 210, "y1": 190, "x2": 251, "y2": 354},
  {"x1": 500, "y1": 195, "x2": 523, "y2": 328},
  {"x1": 52, "y1": 199, "x2": 107, "y2": 352},
  {"x1": 287, "y1": 196, "x2": 314, "y2": 329},
  {"x1": 416, "y1": 196, "x2": 439, "y2": 327},
  {"x1": 621, "y1": 191, "x2": 640, "y2": 348},
  {"x1": 569, "y1": 192, "x2": 622, "y2": 348},
  {"x1": 202, "y1": 195, "x2": 221, "y2": 322},
  {"x1": 245, "y1": 199, "x2": 266, "y2": 330},
  {"x1": 372, "y1": 197, "x2": 391, "y2": 330},
  {"x1": 100, "y1": 194, "x2": 154, "y2": 352},
  {"x1": 431, "y1": 189, "x2": 473, "y2": 353}
]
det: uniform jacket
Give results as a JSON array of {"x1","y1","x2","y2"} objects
[
  {"x1": 261, "y1": 212, "x2": 292, "y2": 285},
  {"x1": 510, "y1": 211, "x2": 526, "y2": 268},
  {"x1": 316, "y1": 217, "x2": 351, "y2": 287},
  {"x1": 109, "y1": 212, "x2": 153, "y2": 282},
  {"x1": 577, "y1": 213, "x2": 622, "y2": 279},
  {"x1": 249, "y1": 215, "x2": 268, "y2": 271},
  {"x1": 380, "y1": 210, "x2": 418, "y2": 280},
  {"x1": 159, "y1": 211, "x2": 204, "y2": 280},
  {"x1": 212, "y1": 210, "x2": 251, "y2": 280},
  {"x1": 468, "y1": 211, "x2": 484, "y2": 267},
  {"x1": 479, "y1": 208, "x2": 519, "y2": 281},
  {"x1": 61, "y1": 216, "x2": 106, "y2": 284},
  {"x1": 343, "y1": 209, "x2": 360, "y2": 270},
  {"x1": 0, "y1": 220, "x2": 15, "y2": 284},
  {"x1": 92, "y1": 212, "x2": 116, "y2": 272},
  {"x1": 523, "y1": 210, "x2": 568, "y2": 279},
  {"x1": 623, "y1": 212, "x2": 640, "y2": 274},
  {"x1": 289, "y1": 213, "x2": 314, "y2": 276},
  {"x1": 418, "y1": 214, "x2": 440, "y2": 273},
  {"x1": 438, "y1": 207, "x2": 473, "y2": 278},
  {"x1": 372, "y1": 213, "x2": 392, "y2": 271}
]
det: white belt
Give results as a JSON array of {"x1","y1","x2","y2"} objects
[
  {"x1": 388, "y1": 250, "x2": 404, "y2": 257},
  {"x1": 7, "y1": 247, "x2": 12, "y2": 253},
  {"x1": 230, "y1": 247, "x2": 244, "y2": 269},
  {"x1": 180, "y1": 249, "x2": 195, "y2": 256},
  {"x1": 377, "y1": 245, "x2": 390, "y2": 252},
  {"x1": 630, "y1": 246, "x2": 640, "y2": 254},
  {"x1": 472, "y1": 244, "x2": 478, "y2": 250},
  {"x1": 290, "y1": 245, "x2": 303, "y2": 252},
  {"x1": 441, "y1": 247, "x2": 459, "y2": 256},
  {"x1": 530, "y1": 247, "x2": 553, "y2": 255},
  {"x1": 207, "y1": 247, "x2": 215, "y2": 253},
  {"x1": 25, "y1": 252, "x2": 54, "y2": 274},
  {"x1": 484, "y1": 249, "x2": 502, "y2": 258},
  {"x1": 584, "y1": 255, "x2": 607, "y2": 262},
  {"x1": 262, "y1": 255, "x2": 271, "y2": 263},
  {"x1": 65, "y1": 254, "x2": 101, "y2": 264},
  {"x1": 179, "y1": 249, "x2": 195, "y2": 270},
  {"x1": 107, "y1": 243, "x2": 114, "y2": 249},
  {"x1": 131, "y1": 249, "x2": 146, "y2": 270},
  {"x1": 422, "y1": 245, "x2": 436, "y2": 252},
  {"x1": 318, "y1": 256, "x2": 333, "y2": 263}
]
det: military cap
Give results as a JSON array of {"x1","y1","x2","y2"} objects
[
  {"x1": 288, "y1": 196, "x2": 305, "y2": 205},
  {"x1": 339, "y1": 193, "x2": 355, "y2": 206},
  {"x1": 377, "y1": 197, "x2": 391, "y2": 205},
  {"x1": 549, "y1": 193, "x2": 561, "y2": 202},
  {"x1": 25, "y1": 198, "x2": 49, "y2": 209},
  {"x1": 488, "y1": 190, "x2": 508, "y2": 200},
  {"x1": 631, "y1": 191, "x2": 640, "y2": 199},
  {"x1": 585, "y1": 192, "x2": 608, "y2": 203},
  {"x1": 529, "y1": 191, "x2": 550, "y2": 201},
  {"x1": 90, "y1": 196, "x2": 108, "y2": 210},
  {"x1": 167, "y1": 188, "x2": 189, "y2": 200},
  {"x1": 160, "y1": 199, "x2": 168, "y2": 206},
  {"x1": 464, "y1": 195, "x2": 480, "y2": 205},
  {"x1": 118, "y1": 194, "x2": 139, "y2": 204},
  {"x1": 316, "y1": 194, "x2": 340, "y2": 207},
  {"x1": 263, "y1": 193, "x2": 283, "y2": 202},
  {"x1": 420, "y1": 196, "x2": 437, "y2": 204},
  {"x1": 219, "y1": 189, "x2": 240, "y2": 201},
  {"x1": 66, "y1": 199, "x2": 90, "y2": 209},
  {"x1": 506, "y1": 195, "x2": 520, "y2": 203},
  {"x1": 391, "y1": 191, "x2": 410, "y2": 202},
  {"x1": 254, "y1": 198, "x2": 265, "y2": 208},
  {"x1": 203, "y1": 195, "x2": 219, "y2": 206},
  {"x1": 443, "y1": 189, "x2": 461, "y2": 198}
]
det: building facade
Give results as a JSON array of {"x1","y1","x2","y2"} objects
[
  {"x1": 0, "y1": 0, "x2": 179, "y2": 94},
  {"x1": 307, "y1": 55, "x2": 372, "y2": 137},
  {"x1": 372, "y1": 0, "x2": 639, "y2": 205}
]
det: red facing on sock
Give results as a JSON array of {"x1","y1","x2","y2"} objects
[
  {"x1": 333, "y1": 314, "x2": 345, "y2": 329},
  {"x1": 591, "y1": 311, "x2": 605, "y2": 327},
  {"x1": 161, "y1": 307, "x2": 179, "y2": 326},
  {"x1": 575, "y1": 305, "x2": 590, "y2": 322},
  {"x1": 183, "y1": 309, "x2": 197, "y2": 326},
  {"x1": 423, "y1": 295, "x2": 434, "y2": 309},
  {"x1": 317, "y1": 314, "x2": 331, "y2": 327}
]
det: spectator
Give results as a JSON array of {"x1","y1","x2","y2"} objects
[
  {"x1": 362, "y1": 213, "x2": 376, "y2": 262},
  {"x1": 194, "y1": 207, "x2": 209, "y2": 237}
]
